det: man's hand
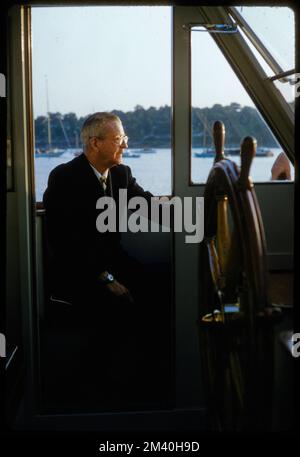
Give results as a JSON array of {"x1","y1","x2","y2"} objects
[{"x1": 106, "y1": 280, "x2": 134, "y2": 304}]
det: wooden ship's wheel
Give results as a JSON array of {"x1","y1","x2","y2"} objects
[{"x1": 199, "y1": 121, "x2": 281, "y2": 431}]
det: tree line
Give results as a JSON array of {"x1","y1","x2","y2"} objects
[{"x1": 34, "y1": 103, "x2": 279, "y2": 149}]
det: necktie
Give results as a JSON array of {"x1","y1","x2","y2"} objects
[{"x1": 100, "y1": 175, "x2": 107, "y2": 192}]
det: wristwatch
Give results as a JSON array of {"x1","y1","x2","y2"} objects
[{"x1": 98, "y1": 271, "x2": 115, "y2": 285}]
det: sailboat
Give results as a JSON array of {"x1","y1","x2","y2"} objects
[
  {"x1": 135, "y1": 147, "x2": 156, "y2": 154},
  {"x1": 35, "y1": 77, "x2": 66, "y2": 158},
  {"x1": 224, "y1": 146, "x2": 273, "y2": 157},
  {"x1": 35, "y1": 146, "x2": 65, "y2": 158},
  {"x1": 193, "y1": 115, "x2": 274, "y2": 158},
  {"x1": 193, "y1": 114, "x2": 215, "y2": 157}
]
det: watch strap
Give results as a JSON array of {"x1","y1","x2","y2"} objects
[{"x1": 98, "y1": 272, "x2": 114, "y2": 285}]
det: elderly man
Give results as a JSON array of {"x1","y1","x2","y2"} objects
[
  {"x1": 43, "y1": 113, "x2": 164, "y2": 407},
  {"x1": 43, "y1": 112, "x2": 154, "y2": 308}
]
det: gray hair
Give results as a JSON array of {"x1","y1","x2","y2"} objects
[{"x1": 80, "y1": 112, "x2": 121, "y2": 147}]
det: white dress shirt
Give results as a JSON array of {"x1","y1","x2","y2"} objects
[{"x1": 89, "y1": 163, "x2": 108, "y2": 181}]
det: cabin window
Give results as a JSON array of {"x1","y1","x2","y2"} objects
[
  {"x1": 232, "y1": 7, "x2": 295, "y2": 111},
  {"x1": 31, "y1": 6, "x2": 172, "y2": 202},
  {"x1": 234, "y1": 7, "x2": 295, "y2": 72},
  {"x1": 190, "y1": 6, "x2": 294, "y2": 184}
]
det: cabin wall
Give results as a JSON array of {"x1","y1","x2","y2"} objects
[
  {"x1": 256, "y1": 183, "x2": 294, "y2": 270},
  {"x1": 123, "y1": 228, "x2": 205, "y2": 410},
  {"x1": 122, "y1": 229, "x2": 171, "y2": 265}
]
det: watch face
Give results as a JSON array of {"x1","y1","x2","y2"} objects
[{"x1": 107, "y1": 273, "x2": 114, "y2": 282}]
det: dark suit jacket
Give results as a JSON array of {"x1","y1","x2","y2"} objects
[{"x1": 43, "y1": 153, "x2": 153, "y2": 301}]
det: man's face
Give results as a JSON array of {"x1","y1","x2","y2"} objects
[{"x1": 97, "y1": 120, "x2": 128, "y2": 168}]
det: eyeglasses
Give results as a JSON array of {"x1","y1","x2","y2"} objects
[
  {"x1": 110, "y1": 135, "x2": 129, "y2": 145},
  {"x1": 90, "y1": 134, "x2": 129, "y2": 145}
]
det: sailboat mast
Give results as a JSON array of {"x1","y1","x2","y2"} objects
[
  {"x1": 45, "y1": 76, "x2": 51, "y2": 149},
  {"x1": 58, "y1": 115, "x2": 71, "y2": 148}
]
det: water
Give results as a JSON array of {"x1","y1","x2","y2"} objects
[
  {"x1": 191, "y1": 147, "x2": 295, "y2": 184},
  {"x1": 34, "y1": 147, "x2": 293, "y2": 202}
]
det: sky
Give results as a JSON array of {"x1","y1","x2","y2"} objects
[{"x1": 31, "y1": 6, "x2": 295, "y2": 118}]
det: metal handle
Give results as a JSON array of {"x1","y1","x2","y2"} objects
[{"x1": 183, "y1": 23, "x2": 237, "y2": 34}]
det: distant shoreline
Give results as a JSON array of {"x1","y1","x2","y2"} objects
[{"x1": 34, "y1": 103, "x2": 280, "y2": 150}]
